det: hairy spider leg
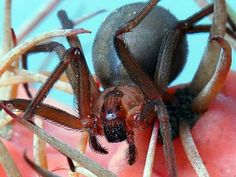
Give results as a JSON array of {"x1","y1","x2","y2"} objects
[
  {"x1": 21, "y1": 42, "x2": 65, "y2": 98},
  {"x1": 57, "y1": 10, "x2": 108, "y2": 156},
  {"x1": 18, "y1": 9, "x2": 106, "y2": 157},
  {"x1": 113, "y1": 0, "x2": 231, "y2": 176}
]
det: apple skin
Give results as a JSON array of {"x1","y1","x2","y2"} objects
[{"x1": 0, "y1": 71, "x2": 236, "y2": 177}]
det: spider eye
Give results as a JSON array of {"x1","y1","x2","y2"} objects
[{"x1": 106, "y1": 112, "x2": 117, "y2": 120}]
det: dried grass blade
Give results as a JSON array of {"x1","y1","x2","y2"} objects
[
  {"x1": 17, "y1": 0, "x2": 62, "y2": 42},
  {"x1": 0, "y1": 138, "x2": 22, "y2": 177},
  {"x1": 191, "y1": 0, "x2": 227, "y2": 92},
  {"x1": 143, "y1": 121, "x2": 158, "y2": 177},
  {"x1": 73, "y1": 9, "x2": 106, "y2": 26},
  {"x1": 0, "y1": 67, "x2": 72, "y2": 93},
  {"x1": 33, "y1": 118, "x2": 48, "y2": 170},
  {"x1": 0, "y1": 28, "x2": 90, "y2": 78},
  {"x1": 194, "y1": 0, "x2": 236, "y2": 50},
  {"x1": 2, "y1": 0, "x2": 12, "y2": 53},
  {"x1": 0, "y1": 0, "x2": 18, "y2": 135},
  {"x1": 179, "y1": 121, "x2": 210, "y2": 177},
  {"x1": 0, "y1": 106, "x2": 117, "y2": 177}
]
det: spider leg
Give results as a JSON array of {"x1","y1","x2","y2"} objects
[
  {"x1": 22, "y1": 45, "x2": 74, "y2": 121},
  {"x1": 113, "y1": 40, "x2": 176, "y2": 169},
  {"x1": 176, "y1": 4, "x2": 213, "y2": 30},
  {"x1": 152, "y1": 4, "x2": 214, "y2": 93},
  {"x1": 1, "y1": 98, "x2": 89, "y2": 129},
  {"x1": 57, "y1": 10, "x2": 100, "y2": 102},
  {"x1": 88, "y1": 130, "x2": 108, "y2": 154},
  {"x1": 58, "y1": 10, "x2": 108, "y2": 154},
  {"x1": 176, "y1": 3, "x2": 234, "y2": 33},
  {"x1": 154, "y1": 100, "x2": 177, "y2": 177},
  {"x1": 21, "y1": 42, "x2": 66, "y2": 98},
  {"x1": 114, "y1": 36, "x2": 161, "y2": 99},
  {"x1": 186, "y1": 25, "x2": 236, "y2": 40},
  {"x1": 153, "y1": 29, "x2": 182, "y2": 93},
  {"x1": 138, "y1": 100, "x2": 157, "y2": 128},
  {"x1": 67, "y1": 156, "x2": 76, "y2": 172},
  {"x1": 192, "y1": 36, "x2": 231, "y2": 112},
  {"x1": 0, "y1": 102, "x2": 115, "y2": 177},
  {"x1": 57, "y1": 10, "x2": 107, "y2": 154},
  {"x1": 114, "y1": 0, "x2": 176, "y2": 175},
  {"x1": 133, "y1": 98, "x2": 177, "y2": 175},
  {"x1": 178, "y1": 3, "x2": 235, "y2": 38},
  {"x1": 137, "y1": 99, "x2": 177, "y2": 175},
  {"x1": 126, "y1": 130, "x2": 137, "y2": 165},
  {"x1": 176, "y1": 3, "x2": 236, "y2": 39},
  {"x1": 22, "y1": 54, "x2": 32, "y2": 98},
  {"x1": 115, "y1": 0, "x2": 159, "y2": 36},
  {"x1": 113, "y1": 0, "x2": 161, "y2": 99},
  {"x1": 57, "y1": 10, "x2": 83, "y2": 49},
  {"x1": 21, "y1": 47, "x2": 107, "y2": 154},
  {"x1": 24, "y1": 151, "x2": 61, "y2": 177}
]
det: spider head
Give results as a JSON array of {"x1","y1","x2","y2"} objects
[{"x1": 100, "y1": 89, "x2": 127, "y2": 143}]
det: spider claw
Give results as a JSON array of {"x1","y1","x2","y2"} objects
[{"x1": 89, "y1": 134, "x2": 108, "y2": 154}]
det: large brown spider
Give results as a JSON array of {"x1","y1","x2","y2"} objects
[{"x1": 0, "y1": 0, "x2": 234, "y2": 176}]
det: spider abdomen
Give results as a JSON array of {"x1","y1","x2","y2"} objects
[{"x1": 93, "y1": 2, "x2": 188, "y2": 88}]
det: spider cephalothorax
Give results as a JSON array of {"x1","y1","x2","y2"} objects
[
  {"x1": 100, "y1": 89, "x2": 129, "y2": 142},
  {"x1": 91, "y1": 85, "x2": 149, "y2": 163}
]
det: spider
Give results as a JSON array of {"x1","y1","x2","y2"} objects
[{"x1": 0, "y1": 0, "x2": 234, "y2": 176}]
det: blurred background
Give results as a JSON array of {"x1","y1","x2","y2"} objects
[{"x1": 0, "y1": 0, "x2": 235, "y2": 106}]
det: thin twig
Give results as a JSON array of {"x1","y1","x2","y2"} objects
[
  {"x1": 33, "y1": 118, "x2": 48, "y2": 171},
  {"x1": 191, "y1": 0, "x2": 227, "y2": 92},
  {"x1": 192, "y1": 37, "x2": 232, "y2": 112},
  {"x1": 2, "y1": 0, "x2": 12, "y2": 53},
  {"x1": 193, "y1": 0, "x2": 209, "y2": 9},
  {"x1": 17, "y1": 0, "x2": 62, "y2": 42},
  {"x1": 143, "y1": 121, "x2": 159, "y2": 177},
  {"x1": 0, "y1": 0, "x2": 18, "y2": 137},
  {"x1": 0, "y1": 67, "x2": 72, "y2": 93},
  {"x1": 0, "y1": 138, "x2": 22, "y2": 177},
  {"x1": 73, "y1": 132, "x2": 89, "y2": 174},
  {"x1": 0, "y1": 114, "x2": 13, "y2": 129},
  {"x1": 73, "y1": 9, "x2": 106, "y2": 26}
]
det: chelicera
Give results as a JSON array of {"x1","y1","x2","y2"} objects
[{"x1": 0, "y1": 0, "x2": 234, "y2": 176}]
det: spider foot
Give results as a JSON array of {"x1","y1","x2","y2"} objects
[{"x1": 89, "y1": 133, "x2": 108, "y2": 154}]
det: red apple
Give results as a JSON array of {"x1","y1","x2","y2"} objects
[{"x1": 0, "y1": 71, "x2": 236, "y2": 177}]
